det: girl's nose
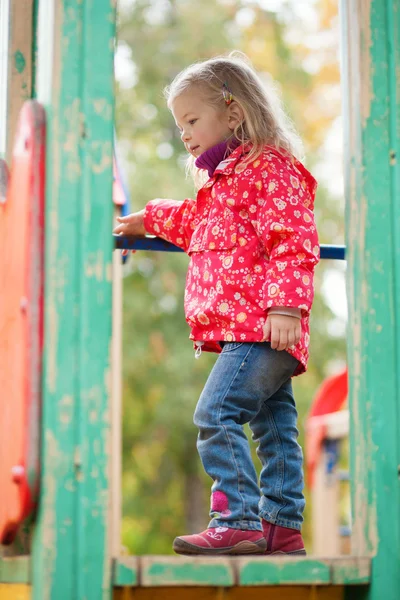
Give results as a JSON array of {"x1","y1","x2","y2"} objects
[{"x1": 181, "y1": 129, "x2": 190, "y2": 142}]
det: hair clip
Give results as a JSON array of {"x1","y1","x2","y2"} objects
[{"x1": 222, "y1": 82, "x2": 233, "y2": 105}]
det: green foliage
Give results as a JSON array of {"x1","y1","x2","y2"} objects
[{"x1": 116, "y1": 0, "x2": 346, "y2": 555}]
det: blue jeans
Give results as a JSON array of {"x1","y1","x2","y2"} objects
[{"x1": 193, "y1": 342, "x2": 305, "y2": 532}]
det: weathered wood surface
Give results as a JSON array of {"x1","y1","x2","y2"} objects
[
  {"x1": 31, "y1": 1, "x2": 116, "y2": 599},
  {"x1": 113, "y1": 556, "x2": 370, "y2": 588},
  {"x1": 341, "y1": 0, "x2": 400, "y2": 599},
  {"x1": 6, "y1": 0, "x2": 34, "y2": 161},
  {"x1": 113, "y1": 585, "x2": 345, "y2": 600},
  {"x1": 0, "y1": 556, "x2": 30, "y2": 584}
]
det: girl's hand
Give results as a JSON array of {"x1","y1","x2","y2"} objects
[
  {"x1": 113, "y1": 209, "x2": 146, "y2": 256},
  {"x1": 262, "y1": 314, "x2": 301, "y2": 351}
]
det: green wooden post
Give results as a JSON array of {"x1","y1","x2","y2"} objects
[
  {"x1": 31, "y1": 1, "x2": 116, "y2": 599},
  {"x1": 341, "y1": 1, "x2": 400, "y2": 599}
]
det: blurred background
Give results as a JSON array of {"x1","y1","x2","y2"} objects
[{"x1": 114, "y1": 0, "x2": 347, "y2": 554}]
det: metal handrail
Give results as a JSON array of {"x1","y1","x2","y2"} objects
[{"x1": 114, "y1": 235, "x2": 346, "y2": 260}]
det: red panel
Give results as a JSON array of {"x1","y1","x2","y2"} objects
[
  {"x1": 305, "y1": 369, "x2": 348, "y2": 488},
  {"x1": 0, "y1": 101, "x2": 46, "y2": 544}
]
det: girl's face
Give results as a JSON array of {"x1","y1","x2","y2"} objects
[{"x1": 171, "y1": 89, "x2": 236, "y2": 157}]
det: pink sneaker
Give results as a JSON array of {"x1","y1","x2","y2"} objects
[
  {"x1": 262, "y1": 520, "x2": 306, "y2": 555},
  {"x1": 173, "y1": 526, "x2": 267, "y2": 555}
]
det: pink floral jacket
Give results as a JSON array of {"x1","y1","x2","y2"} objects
[{"x1": 143, "y1": 145, "x2": 319, "y2": 375}]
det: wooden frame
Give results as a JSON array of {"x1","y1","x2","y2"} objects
[
  {"x1": 4, "y1": 0, "x2": 34, "y2": 161},
  {"x1": 310, "y1": 411, "x2": 350, "y2": 556},
  {"x1": 1, "y1": 0, "x2": 400, "y2": 598},
  {"x1": 30, "y1": 1, "x2": 116, "y2": 598},
  {"x1": 341, "y1": 0, "x2": 400, "y2": 596}
]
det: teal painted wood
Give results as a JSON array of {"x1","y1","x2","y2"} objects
[
  {"x1": 112, "y1": 556, "x2": 371, "y2": 588},
  {"x1": 31, "y1": 1, "x2": 116, "y2": 599},
  {"x1": 113, "y1": 557, "x2": 138, "y2": 587},
  {"x1": 0, "y1": 557, "x2": 31, "y2": 584},
  {"x1": 236, "y1": 557, "x2": 331, "y2": 586},
  {"x1": 140, "y1": 556, "x2": 234, "y2": 587},
  {"x1": 331, "y1": 558, "x2": 370, "y2": 585},
  {"x1": 341, "y1": 1, "x2": 400, "y2": 599}
]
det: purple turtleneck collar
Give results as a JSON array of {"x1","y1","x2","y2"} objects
[{"x1": 195, "y1": 137, "x2": 241, "y2": 177}]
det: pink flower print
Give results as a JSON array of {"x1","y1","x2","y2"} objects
[
  {"x1": 290, "y1": 174, "x2": 300, "y2": 188},
  {"x1": 211, "y1": 491, "x2": 232, "y2": 517},
  {"x1": 268, "y1": 283, "x2": 280, "y2": 298},
  {"x1": 197, "y1": 312, "x2": 210, "y2": 325},
  {"x1": 224, "y1": 331, "x2": 236, "y2": 342},
  {"x1": 236, "y1": 312, "x2": 248, "y2": 323}
]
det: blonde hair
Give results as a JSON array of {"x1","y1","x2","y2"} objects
[{"x1": 164, "y1": 51, "x2": 304, "y2": 187}]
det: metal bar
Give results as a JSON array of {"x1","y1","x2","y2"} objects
[{"x1": 113, "y1": 235, "x2": 346, "y2": 260}]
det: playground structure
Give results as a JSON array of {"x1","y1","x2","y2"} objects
[
  {"x1": 0, "y1": 1, "x2": 399, "y2": 599},
  {"x1": 306, "y1": 370, "x2": 350, "y2": 556}
]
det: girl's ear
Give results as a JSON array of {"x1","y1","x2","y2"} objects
[{"x1": 227, "y1": 101, "x2": 244, "y2": 130}]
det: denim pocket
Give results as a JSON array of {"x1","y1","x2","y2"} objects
[{"x1": 221, "y1": 341, "x2": 245, "y2": 352}]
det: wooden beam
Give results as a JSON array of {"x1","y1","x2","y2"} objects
[
  {"x1": 6, "y1": 0, "x2": 34, "y2": 161},
  {"x1": 113, "y1": 586, "x2": 345, "y2": 600},
  {"x1": 112, "y1": 556, "x2": 370, "y2": 588},
  {"x1": 111, "y1": 223, "x2": 123, "y2": 558},
  {"x1": 341, "y1": 0, "x2": 400, "y2": 598},
  {"x1": 312, "y1": 447, "x2": 341, "y2": 556},
  {"x1": 31, "y1": 1, "x2": 116, "y2": 598},
  {"x1": 0, "y1": 585, "x2": 31, "y2": 600}
]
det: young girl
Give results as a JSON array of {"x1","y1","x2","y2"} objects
[{"x1": 114, "y1": 53, "x2": 319, "y2": 556}]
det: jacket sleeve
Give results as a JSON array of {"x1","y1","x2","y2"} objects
[
  {"x1": 254, "y1": 172, "x2": 320, "y2": 316},
  {"x1": 143, "y1": 198, "x2": 197, "y2": 253}
]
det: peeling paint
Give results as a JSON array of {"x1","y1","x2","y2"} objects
[
  {"x1": 46, "y1": 301, "x2": 58, "y2": 394},
  {"x1": 359, "y1": 1, "x2": 373, "y2": 126},
  {"x1": 89, "y1": 141, "x2": 112, "y2": 174},
  {"x1": 59, "y1": 395, "x2": 74, "y2": 427},
  {"x1": 106, "y1": 262, "x2": 113, "y2": 282},
  {"x1": 41, "y1": 432, "x2": 59, "y2": 600},
  {"x1": 63, "y1": 100, "x2": 83, "y2": 182},
  {"x1": 104, "y1": 363, "x2": 112, "y2": 400},
  {"x1": 34, "y1": 0, "x2": 116, "y2": 596},
  {"x1": 93, "y1": 98, "x2": 112, "y2": 121},
  {"x1": 13, "y1": 50, "x2": 26, "y2": 73},
  {"x1": 85, "y1": 251, "x2": 105, "y2": 281},
  {"x1": 93, "y1": 439, "x2": 101, "y2": 456},
  {"x1": 46, "y1": 207, "x2": 60, "y2": 393}
]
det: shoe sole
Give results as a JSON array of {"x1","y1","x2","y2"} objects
[
  {"x1": 268, "y1": 549, "x2": 307, "y2": 556},
  {"x1": 173, "y1": 538, "x2": 267, "y2": 556}
]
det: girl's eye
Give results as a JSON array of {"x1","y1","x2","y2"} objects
[{"x1": 189, "y1": 119, "x2": 197, "y2": 125}]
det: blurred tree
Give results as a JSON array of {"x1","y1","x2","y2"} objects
[{"x1": 116, "y1": 0, "x2": 345, "y2": 554}]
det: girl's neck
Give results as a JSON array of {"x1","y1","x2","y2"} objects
[{"x1": 195, "y1": 137, "x2": 241, "y2": 177}]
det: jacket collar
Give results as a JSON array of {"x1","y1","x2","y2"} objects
[{"x1": 212, "y1": 143, "x2": 251, "y2": 177}]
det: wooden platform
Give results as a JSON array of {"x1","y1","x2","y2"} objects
[{"x1": 0, "y1": 555, "x2": 370, "y2": 599}]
